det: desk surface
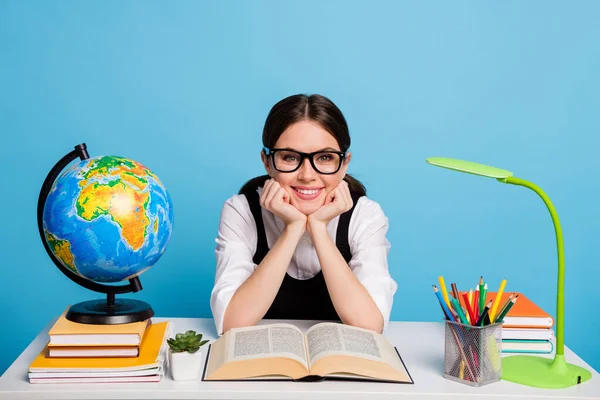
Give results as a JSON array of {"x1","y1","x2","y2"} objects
[{"x1": 0, "y1": 318, "x2": 598, "y2": 400}]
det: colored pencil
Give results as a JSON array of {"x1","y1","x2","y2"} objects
[
  {"x1": 479, "y1": 279, "x2": 487, "y2": 314},
  {"x1": 489, "y1": 279, "x2": 507, "y2": 322},
  {"x1": 495, "y1": 293, "x2": 514, "y2": 322},
  {"x1": 475, "y1": 300, "x2": 493, "y2": 326},
  {"x1": 450, "y1": 298, "x2": 469, "y2": 325},
  {"x1": 474, "y1": 285, "x2": 480, "y2": 320},
  {"x1": 433, "y1": 285, "x2": 455, "y2": 321},
  {"x1": 438, "y1": 276, "x2": 451, "y2": 309},
  {"x1": 449, "y1": 325, "x2": 476, "y2": 381},
  {"x1": 496, "y1": 294, "x2": 519, "y2": 323},
  {"x1": 462, "y1": 292, "x2": 476, "y2": 325}
]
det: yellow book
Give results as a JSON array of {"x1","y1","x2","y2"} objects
[
  {"x1": 203, "y1": 322, "x2": 413, "y2": 384},
  {"x1": 30, "y1": 322, "x2": 170, "y2": 372},
  {"x1": 48, "y1": 308, "x2": 150, "y2": 346}
]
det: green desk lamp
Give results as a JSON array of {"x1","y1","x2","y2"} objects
[{"x1": 426, "y1": 157, "x2": 592, "y2": 389}]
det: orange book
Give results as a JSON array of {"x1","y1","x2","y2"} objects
[
  {"x1": 30, "y1": 322, "x2": 169, "y2": 372},
  {"x1": 48, "y1": 307, "x2": 150, "y2": 346},
  {"x1": 483, "y1": 292, "x2": 554, "y2": 329}
]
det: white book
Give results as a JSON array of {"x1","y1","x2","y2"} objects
[
  {"x1": 48, "y1": 347, "x2": 139, "y2": 358},
  {"x1": 29, "y1": 375, "x2": 160, "y2": 384},
  {"x1": 28, "y1": 367, "x2": 160, "y2": 379},
  {"x1": 502, "y1": 328, "x2": 554, "y2": 341}
]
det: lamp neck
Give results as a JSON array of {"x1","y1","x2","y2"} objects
[{"x1": 500, "y1": 176, "x2": 564, "y2": 356}]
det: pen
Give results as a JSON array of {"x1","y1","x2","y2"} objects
[
  {"x1": 496, "y1": 294, "x2": 519, "y2": 323},
  {"x1": 490, "y1": 279, "x2": 507, "y2": 322}
]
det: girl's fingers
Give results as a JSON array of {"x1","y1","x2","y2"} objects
[
  {"x1": 264, "y1": 182, "x2": 281, "y2": 209},
  {"x1": 259, "y1": 179, "x2": 273, "y2": 207}
]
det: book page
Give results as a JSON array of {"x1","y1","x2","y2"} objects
[
  {"x1": 306, "y1": 323, "x2": 404, "y2": 371},
  {"x1": 226, "y1": 324, "x2": 307, "y2": 367}
]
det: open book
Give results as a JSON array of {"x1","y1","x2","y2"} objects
[{"x1": 202, "y1": 322, "x2": 413, "y2": 384}]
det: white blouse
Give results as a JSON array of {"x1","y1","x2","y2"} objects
[{"x1": 210, "y1": 189, "x2": 398, "y2": 335}]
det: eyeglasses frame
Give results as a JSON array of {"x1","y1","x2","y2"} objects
[{"x1": 263, "y1": 147, "x2": 347, "y2": 175}]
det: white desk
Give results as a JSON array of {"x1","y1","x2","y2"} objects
[{"x1": 0, "y1": 318, "x2": 598, "y2": 400}]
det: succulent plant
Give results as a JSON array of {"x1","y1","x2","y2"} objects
[{"x1": 167, "y1": 330, "x2": 209, "y2": 354}]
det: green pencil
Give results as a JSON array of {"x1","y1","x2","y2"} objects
[{"x1": 496, "y1": 294, "x2": 519, "y2": 323}]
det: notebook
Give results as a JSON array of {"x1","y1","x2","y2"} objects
[{"x1": 483, "y1": 292, "x2": 554, "y2": 328}]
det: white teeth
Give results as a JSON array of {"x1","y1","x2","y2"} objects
[{"x1": 296, "y1": 188, "x2": 319, "y2": 195}]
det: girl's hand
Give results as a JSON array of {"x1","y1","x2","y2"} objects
[
  {"x1": 307, "y1": 181, "x2": 353, "y2": 234},
  {"x1": 260, "y1": 179, "x2": 307, "y2": 228}
]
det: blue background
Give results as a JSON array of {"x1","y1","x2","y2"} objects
[{"x1": 1, "y1": 1, "x2": 598, "y2": 375}]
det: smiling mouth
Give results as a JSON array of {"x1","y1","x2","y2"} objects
[{"x1": 291, "y1": 187, "x2": 324, "y2": 200}]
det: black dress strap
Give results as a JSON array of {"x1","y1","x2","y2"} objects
[
  {"x1": 336, "y1": 193, "x2": 362, "y2": 263},
  {"x1": 239, "y1": 175, "x2": 270, "y2": 264}
]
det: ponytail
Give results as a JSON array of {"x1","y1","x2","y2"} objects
[{"x1": 343, "y1": 174, "x2": 366, "y2": 197}]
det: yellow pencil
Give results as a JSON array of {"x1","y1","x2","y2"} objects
[
  {"x1": 468, "y1": 289, "x2": 473, "y2": 309},
  {"x1": 490, "y1": 279, "x2": 507, "y2": 322},
  {"x1": 438, "y1": 276, "x2": 451, "y2": 308}
]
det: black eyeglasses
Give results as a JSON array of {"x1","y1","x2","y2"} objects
[{"x1": 263, "y1": 147, "x2": 346, "y2": 175}]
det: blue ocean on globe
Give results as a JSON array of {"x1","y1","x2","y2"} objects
[{"x1": 42, "y1": 155, "x2": 174, "y2": 283}]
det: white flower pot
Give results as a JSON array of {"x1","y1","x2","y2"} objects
[{"x1": 169, "y1": 349, "x2": 205, "y2": 381}]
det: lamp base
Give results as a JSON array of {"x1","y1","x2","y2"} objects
[{"x1": 502, "y1": 354, "x2": 592, "y2": 388}]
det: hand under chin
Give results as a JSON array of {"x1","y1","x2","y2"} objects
[{"x1": 292, "y1": 200, "x2": 326, "y2": 216}]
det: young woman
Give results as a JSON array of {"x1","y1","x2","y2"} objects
[{"x1": 210, "y1": 94, "x2": 397, "y2": 335}]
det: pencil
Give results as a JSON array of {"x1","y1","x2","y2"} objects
[
  {"x1": 475, "y1": 299, "x2": 493, "y2": 326},
  {"x1": 474, "y1": 285, "x2": 480, "y2": 320},
  {"x1": 450, "y1": 297, "x2": 470, "y2": 325},
  {"x1": 438, "y1": 276, "x2": 451, "y2": 309},
  {"x1": 489, "y1": 279, "x2": 507, "y2": 322},
  {"x1": 478, "y1": 276, "x2": 485, "y2": 314},
  {"x1": 495, "y1": 293, "x2": 514, "y2": 322},
  {"x1": 433, "y1": 285, "x2": 455, "y2": 321},
  {"x1": 462, "y1": 292, "x2": 476, "y2": 325},
  {"x1": 480, "y1": 281, "x2": 487, "y2": 315},
  {"x1": 451, "y1": 282, "x2": 460, "y2": 301},
  {"x1": 449, "y1": 325, "x2": 476, "y2": 381},
  {"x1": 496, "y1": 294, "x2": 519, "y2": 323}
]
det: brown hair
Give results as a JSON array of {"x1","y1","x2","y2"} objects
[{"x1": 260, "y1": 94, "x2": 366, "y2": 196}]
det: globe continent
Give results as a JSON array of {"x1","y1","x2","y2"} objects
[{"x1": 43, "y1": 155, "x2": 174, "y2": 283}]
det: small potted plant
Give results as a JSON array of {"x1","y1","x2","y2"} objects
[{"x1": 167, "y1": 330, "x2": 209, "y2": 381}]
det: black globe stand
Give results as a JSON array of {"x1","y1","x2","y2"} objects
[{"x1": 37, "y1": 143, "x2": 154, "y2": 325}]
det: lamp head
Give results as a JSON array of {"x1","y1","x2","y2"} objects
[{"x1": 426, "y1": 157, "x2": 513, "y2": 181}]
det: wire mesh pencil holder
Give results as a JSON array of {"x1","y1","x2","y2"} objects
[{"x1": 444, "y1": 320, "x2": 502, "y2": 387}]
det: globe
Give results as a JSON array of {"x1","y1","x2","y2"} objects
[
  {"x1": 42, "y1": 155, "x2": 174, "y2": 283},
  {"x1": 37, "y1": 144, "x2": 173, "y2": 324}
]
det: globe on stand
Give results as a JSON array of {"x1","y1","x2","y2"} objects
[{"x1": 38, "y1": 143, "x2": 174, "y2": 324}]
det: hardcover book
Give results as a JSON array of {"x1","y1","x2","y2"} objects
[{"x1": 203, "y1": 322, "x2": 413, "y2": 384}]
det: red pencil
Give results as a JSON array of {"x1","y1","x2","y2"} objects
[
  {"x1": 462, "y1": 292, "x2": 476, "y2": 325},
  {"x1": 474, "y1": 286, "x2": 480, "y2": 320}
]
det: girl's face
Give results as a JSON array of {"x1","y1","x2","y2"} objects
[{"x1": 261, "y1": 120, "x2": 351, "y2": 216}]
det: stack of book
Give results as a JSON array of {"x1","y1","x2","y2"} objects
[
  {"x1": 28, "y1": 309, "x2": 170, "y2": 384},
  {"x1": 485, "y1": 292, "x2": 554, "y2": 354}
]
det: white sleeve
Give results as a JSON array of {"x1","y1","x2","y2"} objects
[
  {"x1": 348, "y1": 197, "x2": 398, "y2": 332},
  {"x1": 210, "y1": 194, "x2": 258, "y2": 335}
]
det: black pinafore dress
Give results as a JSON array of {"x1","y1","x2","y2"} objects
[{"x1": 240, "y1": 176, "x2": 361, "y2": 321}]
